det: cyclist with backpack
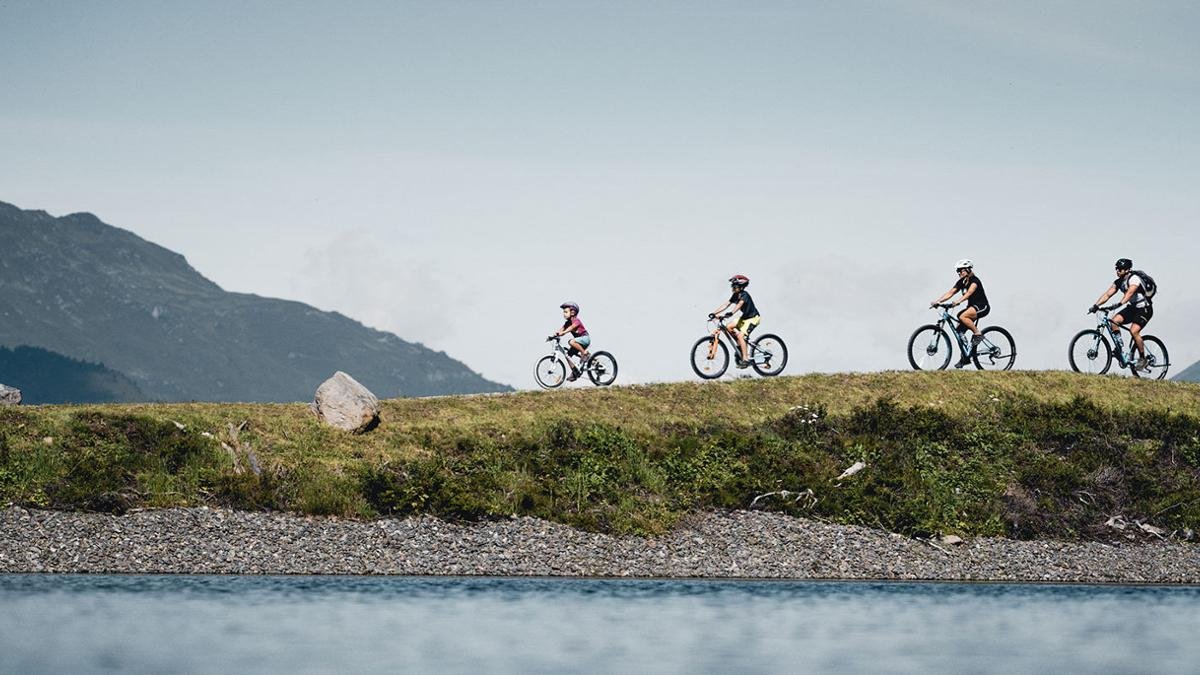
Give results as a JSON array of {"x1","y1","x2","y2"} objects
[
  {"x1": 709, "y1": 274, "x2": 759, "y2": 369},
  {"x1": 1090, "y1": 258, "x2": 1156, "y2": 370},
  {"x1": 931, "y1": 259, "x2": 990, "y2": 368}
]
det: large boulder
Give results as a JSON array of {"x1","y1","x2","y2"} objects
[
  {"x1": 0, "y1": 383, "x2": 20, "y2": 406},
  {"x1": 310, "y1": 371, "x2": 380, "y2": 433}
]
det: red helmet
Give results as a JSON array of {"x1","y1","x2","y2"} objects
[{"x1": 729, "y1": 275, "x2": 750, "y2": 288}]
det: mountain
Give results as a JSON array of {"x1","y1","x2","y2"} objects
[
  {"x1": 1175, "y1": 360, "x2": 1200, "y2": 383},
  {"x1": 0, "y1": 345, "x2": 147, "y2": 404},
  {"x1": 0, "y1": 200, "x2": 510, "y2": 402}
]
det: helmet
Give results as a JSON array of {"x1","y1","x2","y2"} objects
[
  {"x1": 1115, "y1": 258, "x2": 1133, "y2": 271},
  {"x1": 729, "y1": 274, "x2": 750, "y2": 287},
  {"x1": 955, "y1": 259, "x2": 973, "y2": 271},
  {"x1": 560, "y1": 301, "x2": 579, "y2": 314}
]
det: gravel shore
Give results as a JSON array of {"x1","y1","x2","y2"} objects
[{"x1": 2, "y1": 506, "x2": 1197, "y2": 582}]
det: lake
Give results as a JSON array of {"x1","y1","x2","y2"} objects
[{"x1": 1, "y1": 575, "x2": 1197, "y2": 673}]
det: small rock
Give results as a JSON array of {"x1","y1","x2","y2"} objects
[
  {"x1": 836, "y1": 461, "x2": 867, "y2": 481},
  {"x1": 0, "y1": 383, "x2": 21, "y2": 406},
  {"x1": 940, "y1": 535, "x2": 964, "y2": 546},
  {"x1": 310, "y1": 371, "x2": 381, "y2": 433}
]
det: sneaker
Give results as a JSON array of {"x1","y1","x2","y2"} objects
[
  {"x1": 566, "y1": 368, "x2": 580, "y2": 382},
  {"x1": 954, "y1": 356, "x2": 971, "y2": 369},
  {"x1": 735, "y1": 359, "x2": 750, "y2": 369},
  {"x1": 970, "y1": 334, "x2": 983, "y2": 347},
  {"x1": 1135, "y1": 356, "x2": 1148, "y2": 370}
]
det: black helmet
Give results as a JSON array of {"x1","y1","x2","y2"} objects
[{"x1": 1115, "y1": 258, "x2": 1133, "y2": 271}]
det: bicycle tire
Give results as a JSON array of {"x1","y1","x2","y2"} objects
[
  {"x1": 586, "y1": 351, "x2": 618, "y2": 386},
  {"x1": 534, "y1": 355, "x2": 566, "y2": 389},
  {"x1": 750, "y1": 333, "x2": 788, "y2": 377},
  {"x1": 691, "y1": 336, "x2": 729, "y2": 379},
  {"x1": 1068, "y1": 329, "x2": 1111, "y2": 375},
  {"x1": 1130, "y1": 335, "x2": 1169, "y2": 380},
  {"x1": 907, "y1": 324, "x2": 952, "y2": 371},
  {"x1": 972, "y1": 326, "x2": 1017, "y2": 371}
]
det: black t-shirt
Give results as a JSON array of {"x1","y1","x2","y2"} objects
[
  {"x1": 955, "y1": 274, "x2": 989, "y2": 309},
  {"x1": 730, "y1": 290, "x2": 759, "y2": 319}
]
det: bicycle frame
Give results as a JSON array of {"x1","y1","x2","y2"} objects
[
  {"x1": 707, "y1": 318, "x2": 769, "y2": 363},
  {"x1": 1091, "y1": 308, "x2": 1139, "y2": 368},
  {"x1": 930, "y1": 305, "x2": 992, "y2": 358}
]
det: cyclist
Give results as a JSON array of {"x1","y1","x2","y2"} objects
[
  {"x1": 709, "y1": 274, "x2": 759, "y2": 368},
  {"x1": 550, "y1": 301, "x2": 590, "y2": 381},
  {"x1": 1090, "y1": 258, "x2": 1152, "y2": 369},
  {"x1": 930, "y1": 259, "x2": 990, "y2": 368}
]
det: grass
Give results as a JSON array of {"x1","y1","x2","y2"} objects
[{"x1": 2, "y1": 371, "x2": 1200, "y2": 540}]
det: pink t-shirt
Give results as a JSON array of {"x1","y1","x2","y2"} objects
[{"x1": 562, "y1": 317, "x2": 588, "y2": 337}]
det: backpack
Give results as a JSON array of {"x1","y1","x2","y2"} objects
[{"x1": 1132, "y1": 270, "x2": 1157, "y2": 299}]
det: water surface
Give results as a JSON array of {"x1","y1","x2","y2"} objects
[{"x1": 2, "y1": 575, "x2": 1197, "y2": 673}]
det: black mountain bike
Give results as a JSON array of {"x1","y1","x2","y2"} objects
[
  {"x1": 1068, "y1": 304, "x2": 1169, "y2": 379},
  {"x1": 690, "y1": 315, "x2": 788, "y2": 379},
  {"x1": 907, "y1": 303, "x2": 1016, "y2": 371}
]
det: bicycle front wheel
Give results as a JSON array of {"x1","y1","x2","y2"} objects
[
  {"x1": 750, "y1": 334, "x2": 788, "y2": 377},
  {"x1": 586, "y1": 351, "x2": 618, "y2": 386},
  {"x1": 907, "y1": 325, "x2": 952, "y2": 371},
  {"x1": 1131, "y1": 336, "x2": 1169, "y2": 380},
  {"x1": 534, "y1": 355, "x2": 566, "y2": 389},
  {"x1": 691, "y1": 336, "x2": 729, "y2": 379},
  {"x1": 1068, "y1": 330, "x2": 1111, "y2": 375},
  {"x1": 973, "y1": 326, "x2": 1016, "y2": 371}
]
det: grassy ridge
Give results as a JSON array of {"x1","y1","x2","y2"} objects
[{"x1": 2, "y1": 371, "x2": 1199, "y2": 539}]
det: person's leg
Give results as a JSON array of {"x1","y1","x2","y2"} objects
[
  {"x1": 1129, "y1": 323, "x2": 1145, "y2": 358},
  {"x1": 735, "y1": 330, "x2": 749, "y2": 362},
  {"x1": 958, "y1": 306, "x2": 980, "y2": 337}
]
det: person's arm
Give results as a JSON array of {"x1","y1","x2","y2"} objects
[
  {"x1": 1090, "y1": 284, "x2": 1118, "y2": 312},
  {"x1": 711, "y1": 301, "x2": 732, "y2": 316},
  {"x1": 1118, "y1": 278, "x2": 1140, "y2": 305},
  {"x1": 953, "y1": 282, "x2": 978, "y2": 307},
  {"x1": 931, "y1": 287, "x2": 957, "y2": 306},
  {"x1": 1093, "y1": 284, "x2": 1117, "y2": 308}
]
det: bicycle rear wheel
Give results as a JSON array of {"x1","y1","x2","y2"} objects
[
  {"x1": 1130, "y1": 336, "x2": 1169, "y2": 380},
  {"x1": 750, "y1": 334, "x2": 788, "y2": 377},
  {"x1": 691, "y1": 336, "x2": 729, "y2": 379},
  {"x1": 1068, "y1": 330, "x2": 1111, "y2": 375},
  {"x1": 534, "y1": 356, "x2": 566, "y2": 389},
  {"x1": 907, "y1": 325, "x2": 952, "y2": 371},
  {"x1": 973, "y1": 326, "x2": 1016, "y2": 371},
  {"x1": 585, "y1": 351, "x2": 618, "y2": 386}
]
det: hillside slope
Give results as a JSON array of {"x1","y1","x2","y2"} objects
[
  {"x1": 0, "y1": 346, "x2": 146, "y2": 404},
  {"x1": 0, "y1": 200, "x2": 509, "y2": 401},
  {"x1": 2, "y1": 371, "x2": 1199, "y2": 541},
  {"x1": 1175, "y1": 359, "x2": 1200, "y2": 383}
]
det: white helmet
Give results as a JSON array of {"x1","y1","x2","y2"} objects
[{"x1": 955, "y1": 258, "x2": 974, "y2": 270}]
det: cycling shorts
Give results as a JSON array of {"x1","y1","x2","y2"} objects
[
  {"x1": 734, "y1": 316, "x2": 761, "y2": 335},
  {"x1": 567, "y1": 334, "x2": 591, "y2": 352},
  {"x1": 1116, "y1": 304, "x2": 1153, "y2": 328}
]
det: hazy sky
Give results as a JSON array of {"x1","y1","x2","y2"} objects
[{"x1": 3, "y1": 1, "x2": 1198, "y2": 388}]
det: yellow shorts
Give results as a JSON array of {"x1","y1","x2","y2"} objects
[{"x1": 734, "y1": 316, "x2": 761, "y2": 334}]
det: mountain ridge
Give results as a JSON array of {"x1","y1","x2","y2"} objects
[{"x1": 0, "y1": 200, "x2": 510, "y2": 402}]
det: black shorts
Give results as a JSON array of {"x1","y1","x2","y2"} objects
[
  {"x1": 957, "y1": 304, "x2": 990, "y2": 329},
  {"x1": 1116, "y1": 304, "x2": 1153, "y2": 328}
]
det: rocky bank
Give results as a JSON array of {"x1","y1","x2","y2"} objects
[{"x1": 3, "y1": 507, "x2": 1197, "y2": 582}]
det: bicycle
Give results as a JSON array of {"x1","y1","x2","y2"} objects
[
  {"x1": 690, "y1": 314, "x2": 788, "y2": 379},
  {"x1": 907, "y1": 303, "x2": 1016, "y2": 371},
  {"x1": 1068, "y1": 304, "x2": 1169, "y2": 379},
  {"x1": 534, "y1": 337, "x2": 618, "y2": 389}
]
